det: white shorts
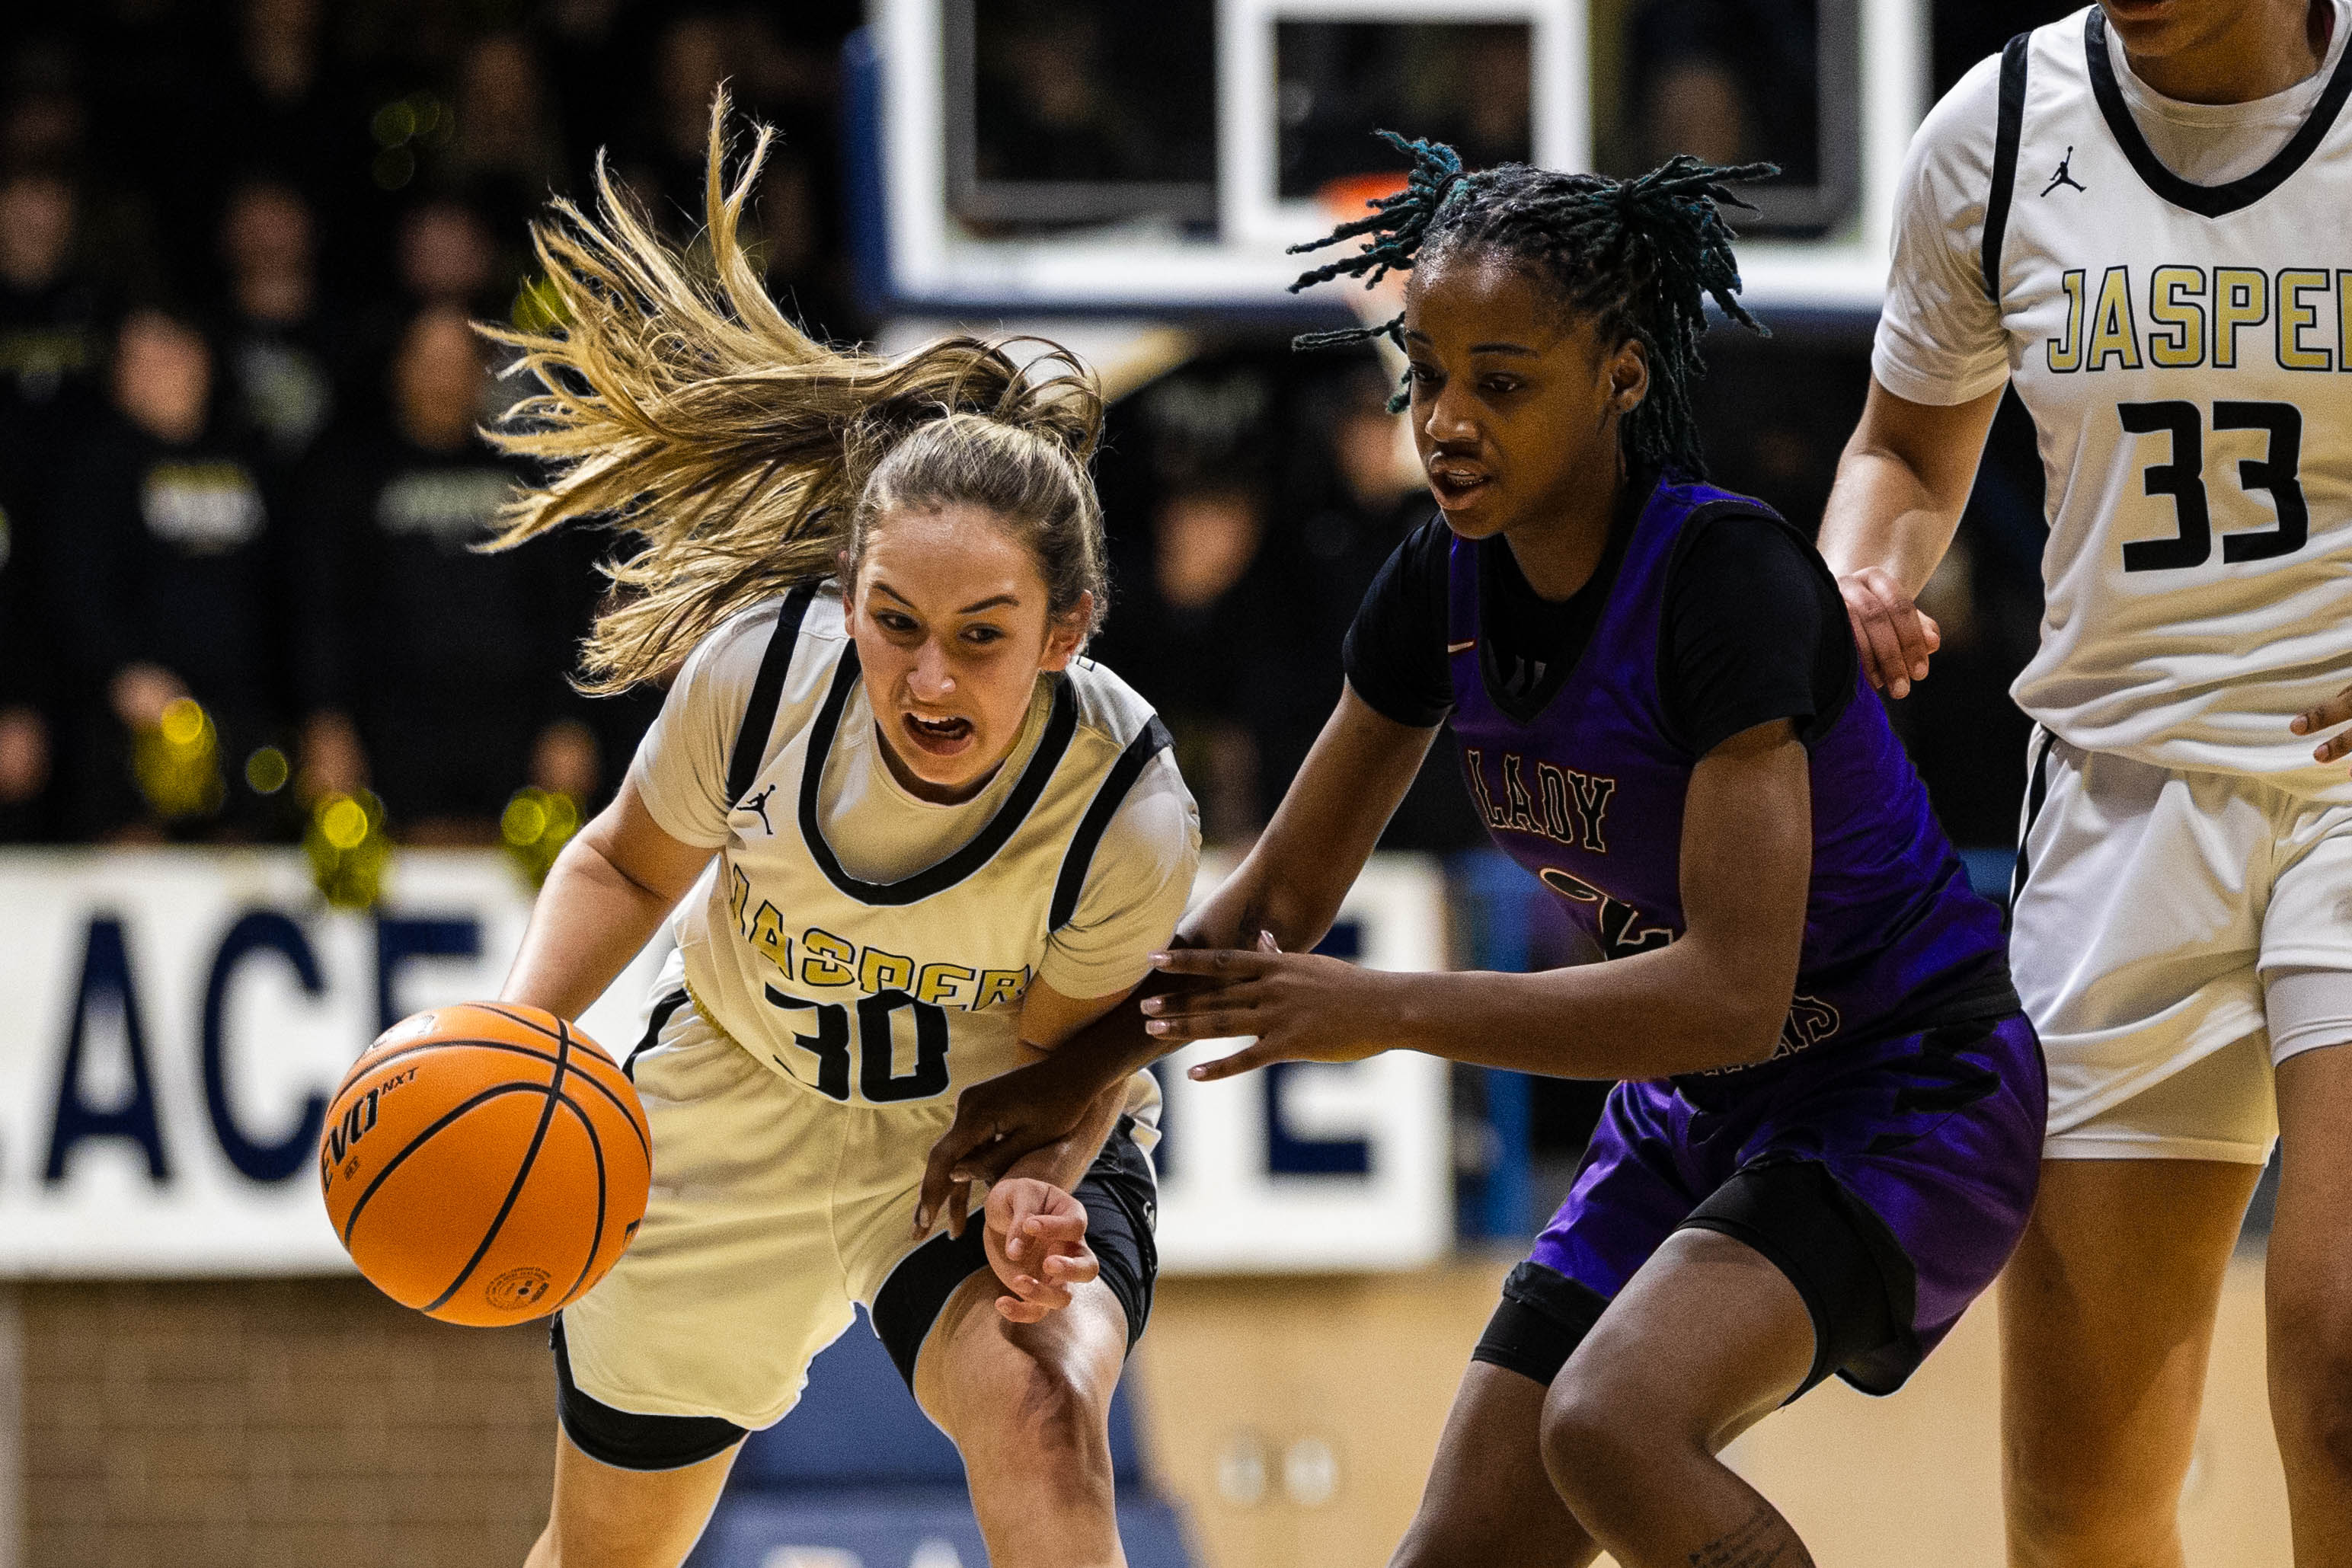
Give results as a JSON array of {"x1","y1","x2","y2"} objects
[
  {"x1": 560, "y1": 992, "x2": 1160, "y2": 1436},
  {"x1": 559, "y1": 994, "x2": 973, "y2": 1428},
  {"x1": 2011, "y1": 730, "x2": 2352, "y2": 1165}
]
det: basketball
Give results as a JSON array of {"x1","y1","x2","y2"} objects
[{"x1": 318, "y1": 1002, "x2": 651, "y2": 1327}]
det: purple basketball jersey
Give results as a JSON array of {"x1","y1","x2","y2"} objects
[{"x1": 1446, "y1": 474, "x2": 2014, "y2": 1075}]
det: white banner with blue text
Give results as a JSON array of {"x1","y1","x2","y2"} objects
[{"x1": 0, "y1": 849, "x2": 1450, "y2": 1277}]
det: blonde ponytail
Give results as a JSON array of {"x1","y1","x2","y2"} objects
[{"x1": 484, "y1": 91, "x2": 1106, "y2": 692}]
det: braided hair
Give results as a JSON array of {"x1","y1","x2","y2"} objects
[{"x1": 1289, "y1": 133, "x2": 1775, "y2": 477}]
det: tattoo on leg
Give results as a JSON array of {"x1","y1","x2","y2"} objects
[{"x1": 1686, "y1": 1501, "x2": 1814, "y2": 1568}]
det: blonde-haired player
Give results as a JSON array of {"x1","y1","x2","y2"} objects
[
  {"x1": 484, "y1": 100, "x2": 1197, "y2": 1568},
  {"x1": 1822, "y1": 1, "x2": 2352, "y2": 1560}
]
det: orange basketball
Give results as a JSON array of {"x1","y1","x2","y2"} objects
[{"x1": 319, "y1": 1002, "x2": 651, "y2": 1327}]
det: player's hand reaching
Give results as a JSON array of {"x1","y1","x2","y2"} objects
[
  {"x1": 983, "y1": 1177, "x2": 1099, "y2": 1323},
  {"x1": 1836, "y1": 566, "x2": 1940, "y2": 700},
  {"x1": 917, "y1": 1052, "x2": 1107, "y2": 1240},
  {"x1": 1143, "y1": 931, "x2": 1395, "y2": 1081},
  {"x1": 2293, "y1": 683, "x2": 2352, "y2": 770}
]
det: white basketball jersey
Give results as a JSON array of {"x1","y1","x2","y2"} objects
[
  {"x1": 1887, "y1": 6, "x2": 2352, "y2": 795},
  {"x1": 643, "y1": 583, "x2": 1192, "y2": 1116}
]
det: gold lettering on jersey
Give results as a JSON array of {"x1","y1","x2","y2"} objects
[
  {"x1": 1534, "y1": 761, "x2": 1616, "y2": 852},
  {"x1": 2147, "y1": 267, "x2": 2205, "y2": 368},
  {"x1": 728, "y1": 864, "x2": 751, "y2": 928},
  {"x1": 1559, "y1": 768, "x2": 1615, "y2": 852},
  {"x1": 1463, "y1": 746, "x2": 1507, "y2": 828},
  {"x1": 2047, "y1": 269, "x2": 2085, "y2": 372},
  {"x1": 1473, "y1": 750, "x2": 1615, "y2": 852},
  {"x1": 2040, "y1": 265, "x2": 2352, "y2": 374},
  {"x1": 916, "y1": 963, "x2": 976, "y2": 1006},
  {"x1": 973, "y1": 968, "x2": 1031, "y2": 1009},
  {"x1": 747, "y1": 902, "x2": 792, "y2": 970},
  {"x1": 858, "y1": 947, "x2": 914, "y2": 993},
  {"x1": 2279, "y1": 270, "x2": 2331, "y2": 370},
  {"x1": 1501, "y1": 753, "x2": 1539, "y2": 832},
  {"x1": 802, "y1": 928, "x2": 856, "y2": 986},
  {"x1": 2213, "y1": 269, "x2": 2268, "y2": 367},
  {"x1": 2339, "y1": 271, "x2": 2352, "y2": 372},
  {"x1": 2085, "y1": 266, "x2": 2142, "y2": 371}
]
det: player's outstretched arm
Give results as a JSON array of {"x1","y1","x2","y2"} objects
[
  {"x1": 916, "y1": 685, "x2": 1436, "y2": 1216},
  {"x1": 500, "y1": 778, "x2": 713, "y2": 1021},
  {"x1": 1156, "y1": 718, "x2": 1813, "y2": 1083},
  {"x1": 1817, "y1": 377, "x2": 2003, "y2": 698}
]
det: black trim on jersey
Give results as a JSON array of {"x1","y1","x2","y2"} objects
[
  {"x1": 1982, "y1": 32, "x2": 2032, "y2": 302},
  {"x1": 797, "y1": 643, "x2": 1080, "y2": 905},
  {"x1": 1048, "y1": 717, "x2": 1174, "y2": 932},
  {"x1": 2086, "y1": 6, "x2": 2352, "y2": 219},
  {"x1": 2007, "y1": 727, "x2": 2060, "y2": 924},
  {"x1": 726, "y1": 583, "x2": 820, "y2": 808},
  {"x1": 622, "y1": 992, "x2": 688, "y2": 1081}
]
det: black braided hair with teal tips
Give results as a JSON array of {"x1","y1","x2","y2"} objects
[{"x1": 1289, "y1": 132, "x2": 1777, "y2": 479}]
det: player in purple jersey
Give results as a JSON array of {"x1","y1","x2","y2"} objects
[{"x1": 917, "y1": 138, "x2": 2046, "y2": 1566}]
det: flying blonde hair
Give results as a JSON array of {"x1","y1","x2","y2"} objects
[{"x1": 484, "y1": 91, "x2": 1107, "y2": 694}]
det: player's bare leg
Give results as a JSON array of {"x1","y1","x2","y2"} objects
[
  {"x1": 1539, "y1": 1228, "x2": 1817, "y2": 1568},
  {"x1": 1389, "y1": 1362, "x2": 1603, "y2": 1568},
  {"x1": 915, "y1": 1270, "x2": 1132, "y2": 1568},
  {"x1": 524, "y1": 1427, "x2": 740, "y2": 1568},
  {"x1": 2268, "y1": 1043, "x2": 2352, "y2": 1566},
  {"x1": 1999, "y1": 1158, "x2": 2260, "y2": 1568}
]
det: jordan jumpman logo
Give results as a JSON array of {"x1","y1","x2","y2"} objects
[
  {"x1": 743, "y1": 783, "x2": 778, "y2": 834},
  {"x1": 2041, "y1": 147, "x2": 2087, "y2": 196}
]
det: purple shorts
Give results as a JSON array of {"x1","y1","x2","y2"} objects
[{"x1": 1523, "y1": 1012, "x2": 2045, "y2": 1396}]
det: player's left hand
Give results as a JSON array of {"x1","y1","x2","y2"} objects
[
  {"x1": 983, "y1": 1177, "x2": 1100, "y2": 1323},
  {"x1": 1143, "y1": 932, "x2": 1395, "y2": 1081},
  {"x1": 2293, "y1": 685, "x2": 2352, "y2": 769}
]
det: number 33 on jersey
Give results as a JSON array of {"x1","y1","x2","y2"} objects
[{"x1": 1970, "y1": 8, "x2": 2352, "y2": 790}]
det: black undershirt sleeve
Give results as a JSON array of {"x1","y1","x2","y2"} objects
[
  {"x1": 1663, "y1": 513, "x2": 1856, "y2": 757},
  {"x1": 1341, "y1": 518, "x2": 1455, "y2": 728}
]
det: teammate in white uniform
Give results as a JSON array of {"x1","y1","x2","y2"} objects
[
  {"x1": 1820, "y1": 2, "x2": 2352, "y2": 1560},
  {"x1": 482, "y1": 102, "x2": 1199, "y2": 1568}
]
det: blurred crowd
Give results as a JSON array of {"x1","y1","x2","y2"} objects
[
  {"x1": 0, "y1": 0, "x2": 2051, "y2": 861},
  {"x1": 0, "y1": 0, "x2": 861, "y2": 845}
]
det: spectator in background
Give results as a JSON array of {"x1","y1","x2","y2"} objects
[
  {"x1": 294, "y1": 306, "x2": 593, "y2": 844},
  {"x1": 625, "y1": 8, "x2": 832, "y2": 220},
  {"x1": 973, "y1": 2, "x2": 1129, "y2": 184},
  {"x1": 625, "y1": 11, "x2": 735, "y2": 213},
  {"x1": 216, "y1": 0, "x2": 363, "y2": 258},
  {"x1": 1099, "y1": 471, "x2": 1331, "y2": 845},
  {"x1": 51, "y1": 307, "x2": 283, "y2": 839},
  {"x1": 1, "y1": 47, "x2": 86, "y2": 176},
  {"x1": 216, "y1": 175, "x2": 349, "y2": 464},
  {"x1": 0, "y1": 168, "x2": 105, "y2": 424},
  {"x1": 396, "y1": 195, "x2": 502, "y2": 316},
  {"x1": 754, "y1": 139, "x2": 859, "y2": 343},
  {"x1": 1132, "y1": 482, "x2": 1279, "y2": 843},
  {"x1": 1615, "y1": 0, "x2": 1819, "y2": 179},
  {"x1": 1290, "y1": 364, "x2": 1426, "y2": 651},
  {"x1": 353, "y1": 193, "x2": 508, "y2": 426},
  {"x1": 448, "y1": 32, "x2": 568, "y2": 245},
  {"x1": 0, "y1": 419, "x2": 52, "y2": 838},
  {"x1": 1093, "y1": 366, "x2": 1334, "y2": 842},
  {"x1": 0, "y1": 167, "x2": 108, "y2": 841},
  {"x1": 1286, "y1": 362, "x2": 1483, "y2": 852}
]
